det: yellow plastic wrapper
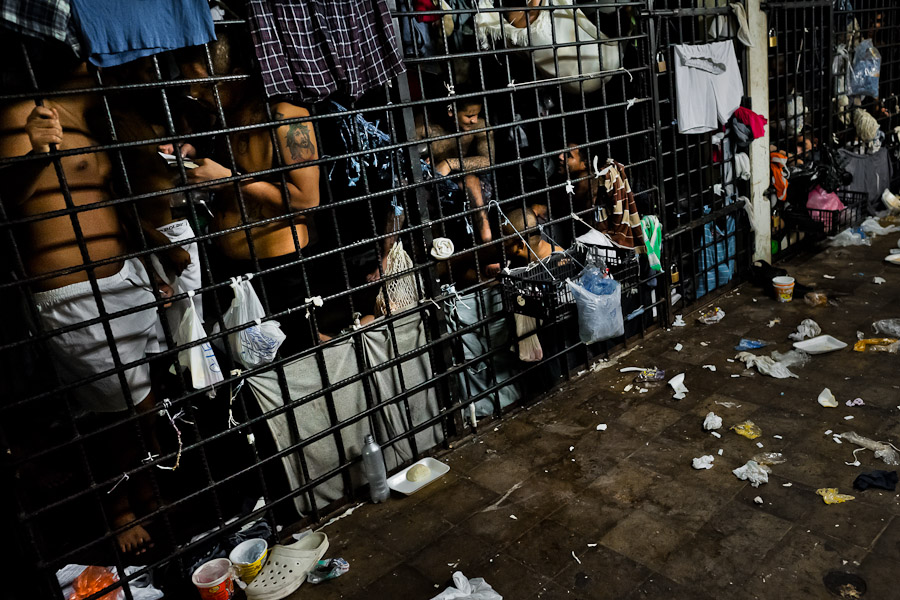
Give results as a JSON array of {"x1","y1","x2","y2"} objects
[
  {"x1": 732, "y1": 420, "x2": 762, "y2": 440},
  {"x1": 853, "y1": 338, "x2": 900, "y2": 353},
  {"x1": 816, "y1": 488, "x2": 855, "y2": 504}
]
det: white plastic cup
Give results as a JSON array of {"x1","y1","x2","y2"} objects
[{"x1": 772, "y1": 276, "x2": 795, "y2": 302}]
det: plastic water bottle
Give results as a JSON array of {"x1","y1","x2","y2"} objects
[{"x1": 361, "y1": 434, "x2": 390, "y2": 503}]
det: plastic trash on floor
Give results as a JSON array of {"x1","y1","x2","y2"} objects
[
  {"x1": 733, "y1": 460, "x2": 770, "y2": 487},
  {"x1": 698, "y1": 307, "x2": 725, "y2": 324},
  {"x1": 431, "y1": 571, "x2": 502, "y2": 600},
  {"x1": 853, "y1": 338, "x2": 900, "y2": 353},
  {"x1": 307, "y1": 558, "x2": 350, "y2": 584},
  {"x1": 692, "y1": 455, "x2": 715, "y2": 470},
  {"x1": 788, "y1": 319, "x2": 822, "y2": 341},
  {"x1": 751, "y1": 452, "x2": 786, "y2": 465},
  {"x1": 818, "y1": 388, "x2": 839, "y2": 407},
  {"x1": 735, "y1": 352, "x2": 799, "y2": 379},
  {"x1": 816, "y1": 488, "x2": 855, "y2": 504},
  {"x1": 829, "y1": 228, "x2": 870, "y2": 247},
  {"x1": 734, "y1": 338, "x2": 768, "y2": 351},
  {"x1": 770, "y1": 350, "x2": 810, "y2": 369},
  {"x1": 860, "y1": 216, "x2": 900, "y2": 236},
  {"x1": 703, "y1": 412, "x2": 723, "y2": 431},
  {"x1": 804, "y1": 292, "x2": 828, "y2": 307},
  {"x1": 732, "y1": 421, "x2": 762, "y2": 439},
  {"x1": 840, "y1": 432, "x2": 900, "y2": 465},
  {"x1": 668, "y1": 373, "x2": 688, "y2": 399},
  {"x1": 634, "y1": 368, "x2": 666, "y2": 384},
  {"x1": 873, "y1": 319, "x2": 900, "y2": 337}
]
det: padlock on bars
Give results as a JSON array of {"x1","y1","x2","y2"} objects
[
  {"x1": 656, "y1": 50, "x2": 667, "y2": 73},
  {"x1": 670, "y1": 263, "x2": 680, "y2": 284},
  {"x1": 768, "y1": 28, "x2": 777, "y2": 48}
]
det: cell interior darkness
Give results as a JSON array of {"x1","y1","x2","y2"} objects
[{"x1": 0, "y1": 1, "x2": 851, "y2": 598}]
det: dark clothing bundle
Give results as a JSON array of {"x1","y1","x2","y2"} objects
[
  {"x1": 853, "y1": 470, "x2": 898, "y2": 492},
  {"x1": 247, "y1": 0, "x2": 406, "y2": 102}
]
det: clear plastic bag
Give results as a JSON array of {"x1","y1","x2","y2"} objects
[
  {"x1": 175, "y1": 293, "x2": 223, "y2": 395},
  {"x1": 567, "y1": 277, "x2": 624, "y2": 344},
  {"x1": 873, "y1": 318, "x2": 900, "y2": 337},
  {"x1": 848, "y1": 39, "x2": 881, "y2": 98},
  {"x1": 68, "y1": 566, "x2": 122, "y2": 600},
  {"x1": 840, "y1": 432, "x2": 900, "y2": 465},
  {"x1": 221, "y1": 278, "x2": 286, "y2": 368}
]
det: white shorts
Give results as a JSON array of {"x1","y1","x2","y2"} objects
[
  {"x1": 150, "y1": 219, "x2": 202, "y2": 346},
  {"x1": 34, "y1": 258, "x2": 161, "y2": 413},
  {"x1": 673, "y1": 41, "x2": 743, "y2": 135}
]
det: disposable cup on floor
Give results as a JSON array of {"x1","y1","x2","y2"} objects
[
  {"x1": 772, "y1": 276, "x2": 795, "y2": 302},
  {"x1": 229, "y1": 538, "x2": 268, "y2": 584},
  {"x1": 192, "y1": 558, "x2": 235, "y2": 600}
]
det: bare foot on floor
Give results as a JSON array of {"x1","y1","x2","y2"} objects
[{"x1": 114, "y1": 513, "x2": 154, "y2": 555}]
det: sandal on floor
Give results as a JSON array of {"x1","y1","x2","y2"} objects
[{"x1": 245, "y1": 532, "x2": 329, "y2": 600}]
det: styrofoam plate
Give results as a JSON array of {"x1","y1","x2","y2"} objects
[
  {"x1": 885, "y1": 254, "x2": 900, "y2": 265},
  {"x1": 387, "y1": 457, "x2": 450, "y2": 495},
  {"x1": 792, "y1": 335, "x2": 848, "y2": 355}
]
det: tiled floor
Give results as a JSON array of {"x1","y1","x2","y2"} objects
[{"x1": 291, "y1": 232, "x2": 900, "y2": 599}]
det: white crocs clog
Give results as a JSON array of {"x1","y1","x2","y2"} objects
[{"x1": 245, "y1": 532, "x2": 329, "y2": 600}]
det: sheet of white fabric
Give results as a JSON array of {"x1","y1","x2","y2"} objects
[
  {"x1": 476, "y1": 0, "x2": 621, "y2": 93},
  {"x1": 247, "y1": 313, "x2": 444, "y2": 514},
  {"x1": 673, "y1": 41, "x2": 743, "y2": 134},
  {"x1": 444, "y1": 287, "x2": 522, "y2": 417}
]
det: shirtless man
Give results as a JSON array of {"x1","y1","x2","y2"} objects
[
  {"x1": 105, "y1": 57, "x2": 206, "y2": 342},
  {"x1": 501, "y1": 207, "x2": 563, "y2": 267},
  {"x1": 416, "y1": 95, "x2": 494, "y2": 245},
  {"x1": 177, "y1": 32, "x2": 319, "y2": 354},
  {"x1": 0, "y1": 63, "x2": 161, "y2": 555}
]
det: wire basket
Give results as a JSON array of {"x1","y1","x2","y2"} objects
[
  {"x1": 807, "y1": 189, "x2": 867, "y2": 236},
  {"x1": 579, "y1": 243, "x2": 640, "y2": 292},
  {"x1": 500, "y1": 248, "x2": 586, "y2": 321}
]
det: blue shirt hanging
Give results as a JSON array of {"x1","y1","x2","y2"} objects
[{"x1": 71, "y1": 0, "x2": 215, "y2": 67}]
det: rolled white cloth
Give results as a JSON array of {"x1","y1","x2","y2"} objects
[{"x1": 431, "y1": 237, "x2": 455, "y2": 260}]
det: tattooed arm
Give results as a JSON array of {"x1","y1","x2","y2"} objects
[{"x1": 232, "y1": 102, "x2": 319, "y2": 213}]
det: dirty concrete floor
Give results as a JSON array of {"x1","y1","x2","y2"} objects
[{"x1": 293, "y1": 232, "x2": 900, "y2": 600}]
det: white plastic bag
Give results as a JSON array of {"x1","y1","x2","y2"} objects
[
  {"x1": 430, "y1": 571, "x2": 502, "y2": 600},
  {"x1": 175, "y1": 292, "x2": 223, "y2": 395},
  {"x1": 567, "y1": 278, "x2": 624, "y2": 344},
  {"x1": 221, "y1": 278, "x2": 286, "y2": 368}
]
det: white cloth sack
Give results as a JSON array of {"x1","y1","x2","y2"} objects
[
  {"x1": 220, "y1": 278, "x2": 286, "y2": 368},
  {"x1": 566, "y1": 278, "x2": 624, "y2": 344},
  {"x1": 175, "y1": 293, "x2": 223, "y2": 395},
  {"x1": 431, "y1": 571, "x2": 502, "y2": 600},
  {"x1": 476, "y1": 0, "x2": 620, "y2": 94}
]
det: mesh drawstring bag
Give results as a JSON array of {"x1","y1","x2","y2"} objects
[{"x1": 375, "y1": 241, "x2": 419, "y2": 316}]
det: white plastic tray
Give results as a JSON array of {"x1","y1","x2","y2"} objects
[
  {"x1": 792, "y1": 335, "x2": 848, "y2": 355},
  {"x1": 387, "y1": 457, "x2": 450, "y2": 495},
  {"x1": 885, "y1": 254, "x2": 900, "y2": 265}
]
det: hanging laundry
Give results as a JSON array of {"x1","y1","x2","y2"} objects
[
  {"x1": 733, "y1": 106, "x2": 768, "y2": 139},
  {"x1": 247, "y1": 0, "x2": 406, "y2": 102},
  {"x1": 70, "y1": 0, "x2": 215, "y2": 67},
  {"x1": 640, "y1": 216, "x2": 663, "y2": 272},
  {"x1": 475, "y1": 0, "x2": 621, "y2": 94},
  {"x1": 673, "y1": 41, "x2": 743, "y2": 134},
  {"x1": 770, "y1": 150, "x2": 789, "y2": 201},
  {"x1": 839, "y1": 147, "x2": 892, "y2": 214},
  {"x1": 594, "y1": 160, "x2": 646, "y2": 249},
  {"x1": 0, "y1": 0, "x2": 82, "y2": 55}
]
